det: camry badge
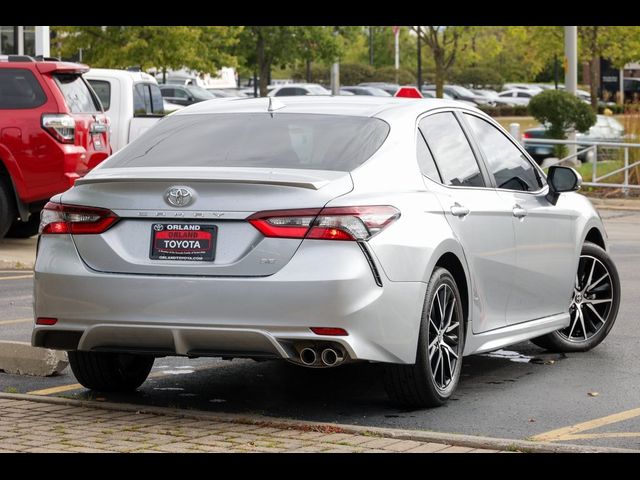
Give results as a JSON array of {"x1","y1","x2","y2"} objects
[{"x1": 165, "y1": 187, "x2": 194, "y2": 208}]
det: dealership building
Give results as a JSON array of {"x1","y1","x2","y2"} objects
[{"x1": 0, "y1": 26, "x2": 50, "y2": 57}]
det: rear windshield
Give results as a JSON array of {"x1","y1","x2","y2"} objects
[
  {"x1": 54, "y1": 74, "x2": 100, "y2": 113},
  {"x1": 0, "y1": 68, "x2": 47, "y2": 109},
  {"x1": 105, "y1": 113, "x2": 390, "y2": 172}
]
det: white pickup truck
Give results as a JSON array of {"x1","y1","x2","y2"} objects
[{"x1": 85, "y1": 69, "x2": 182, "y2": 152}]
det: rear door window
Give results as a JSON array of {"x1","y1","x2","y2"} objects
[
  {"x1": 0, "y1": 68, "x2": 47, "y2": 109},
  {"x1": 54, "y1": 74, "x2": 100, "y2": 113},
  {"x1": 419, "y1": 112, "x2": 485, "y2": 188}
]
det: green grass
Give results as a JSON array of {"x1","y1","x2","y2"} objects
[{"x1": 574, "y1": 160, "x2": 625, "y2": 183}]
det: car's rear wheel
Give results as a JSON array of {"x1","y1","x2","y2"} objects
[
  {"x1": 0, "y1": 177, "x2": 16, "y2": 239},
  {"x1": 531, "y1": 242, "x2": 620, "y2": 352},
  {"x1": 384, "y1": 267, "x2": 465, "y2": 408},
  {"x1": 68, "y1": 351, "x2": 154, "y2": 392},
  {"x1": 6, "y1": 213, "x2": 40, "y2": 238}
]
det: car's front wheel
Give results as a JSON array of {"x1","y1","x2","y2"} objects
[
  {"x1": 531, "y1": 242, "x2": 620, "y2": 352},
  {"x1": 68, "y1": 351, "x2": 154, "y2": 392},
  {"x1": 384, "y1": 267, "x2": 465, "y2": 408}
]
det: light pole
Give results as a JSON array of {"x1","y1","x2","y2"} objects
[{"x1": 565, "y1": 26, "x2": 578, "y2": 157}]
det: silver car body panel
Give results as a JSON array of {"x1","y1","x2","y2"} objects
[{"x1": 33, "y1": 96, "x2": 608, "y2": 365}]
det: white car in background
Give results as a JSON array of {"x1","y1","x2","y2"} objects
[
  {"x1": 493, "y1": 89, "x2": 539, "y2": 106},
  {"x1": 267, "y1": 83, "x2": 331, "y2": 97},
  {"x1": 86, "y1": 69, "x2": 182, "y2": 152}
]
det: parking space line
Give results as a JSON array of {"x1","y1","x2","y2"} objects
[
  {"x1": 27, "y1": 363, "x2": 225, "y2": 396},
  {"x1": 0, "y1": 318, "x2": 32, "y2": 325},
  {"x1": 531, "y1": 406, "x2": 640, "y2": 442},
  {"x1": 0, "y1": 274, "x2": 33, "y2": 281}
]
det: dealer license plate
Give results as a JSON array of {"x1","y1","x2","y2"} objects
[{"x1": 149, "y1": 223, "x2": 217, "y2": 261}]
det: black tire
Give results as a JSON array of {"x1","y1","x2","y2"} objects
[
  {"x1": 531, "y1": 242, "x2": 620, "y2": 352},
  {"x1": 384, "y1": 267, "x2": 465, "y2": 408},
  {"x1": 0, "y1": 177, "x2": 16, "y2": 239},
  {"x1": 6, "y1": 213, "x2": 40, "y2": 238},
  {"x1": 68, "y1": 351, "x2": 154, "y2": 392}
]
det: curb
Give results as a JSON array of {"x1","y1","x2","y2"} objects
[
  {"x1": 0, "y1": 259, "x2": 33, "y2": 270},
  {"x1": 0, "y1": 341, "x2": 68, "y2": 376},
  {"x1": 588, "y1": 197, "x2": 640, "y2": 212},
  {"x1": 0, "y1": 392, "x2": 636, "y2": 453}
]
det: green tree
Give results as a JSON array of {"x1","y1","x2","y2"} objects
[
  {"x1": 51, "y1": 26, "x2": 241, "y2": 81},
  {"x1": 529, "y1": 90, "x2": 596, "y2": 157},
  {"x1": 238, "y1": 26, "x2": 343, "y2": 97},
  {"x1": 415, "y1": 26, "x2": 469, "y2": 98}
]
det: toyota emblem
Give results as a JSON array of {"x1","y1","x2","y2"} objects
[{"x1": 165, "y1": 187, "x2": 195, "y2": 208}]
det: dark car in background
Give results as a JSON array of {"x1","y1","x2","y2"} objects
[
  {"x1": 523, "y1": 115, "x2": 626, "y2": 164},
  {"x1": 341, "y1": 86, "x2": 391, "y2": 96},
  {"x1": 159, "y1": 84, "x2": 215, "y2": 106},
  {"x1": 358, "y1": 82, "x2": 399, "y2": 96}
]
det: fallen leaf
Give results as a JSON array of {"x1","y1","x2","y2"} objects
[
  {"x1": 528, "y1": 418, "x2": 536, "y2": 423},
  {"x1": 588, "y1": 392, "x2": 599, "y2": 397}
]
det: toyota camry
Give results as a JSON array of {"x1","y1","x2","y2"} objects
[{"x1": 32, "y1": 96, "x2": 620, "y2": 407}]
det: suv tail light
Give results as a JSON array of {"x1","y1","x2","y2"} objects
[
  {"x1": 248, "y1": 206, "x2": 400, "y2": 241},
  {"x1": 39, "y1": 202, "x2": 119, "y2": 235},
  {"x1": 41, "y1": 113, "x2": 75, "y2": 143}
]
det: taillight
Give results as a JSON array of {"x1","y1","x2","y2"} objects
[
  {"x1": 39, "y1": 202, "x2": 119, "y2": 235},
  {"x1": 522, "y1": 132, "x2": 531, "y2": 139},
  {"x1": 248, "y1": 206, "x2": 400, "y2": 241},
  {"x1": 41, "y1": 113, "x2": 76, "y2": 143}
]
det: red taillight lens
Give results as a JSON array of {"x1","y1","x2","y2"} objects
[
  {"x1": 310, "y1": 327, "x2": 348, "y2": 336},
  {"x1": 39, "y1": 202, "x2": 119, "y2": 235},
  {"x1": 522, "y1": 132, "x2": 531, "y2": 139},
  {"x1": 36, "y1": 317, "x2": 58, "y2": 326},
  {"x1": 41, "y1": 113, "x2": 76, "y2": 144},
  {"x1": 248, "y1": 206, "x2": 400, "y2": 241}
]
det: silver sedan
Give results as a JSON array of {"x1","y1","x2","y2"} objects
[{"x1": 32, "y1": 96, "x2": 620, "y2": 407}]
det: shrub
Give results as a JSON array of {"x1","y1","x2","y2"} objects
[
  {"x1": 528, "y1": 90, "x2": 596, "y2": 157},
  {"x1": 477, "y1": 105, "x2": 530, "y2": 117}
]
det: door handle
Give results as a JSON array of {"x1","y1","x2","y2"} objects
[
  {"x1": 450, "y1": 203, "x2": 470, "y2": 218},
  {"x1": 513, "y1": 204, "x2": 528, "y2": 218}
]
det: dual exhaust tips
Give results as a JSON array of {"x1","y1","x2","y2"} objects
[{"x1": 300, "y1": 346, "x2": 344, "y2": 367}]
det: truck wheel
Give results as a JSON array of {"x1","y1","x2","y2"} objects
[
  {"x1": 6, "y1": 214, "x2": 41, "y2": 238},
  {"x1": 0, "y1": 178, "x2": 17, "y2": 239},
  {"x1": 68, "y1": 351, "x2": 154, "y2": 392}
]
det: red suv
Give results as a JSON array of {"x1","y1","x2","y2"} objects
[{"x1": 0, "y1": 56, "x2": 111, "y2": 238}]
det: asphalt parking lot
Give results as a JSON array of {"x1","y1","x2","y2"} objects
[{"x1": 1, "y1": 208, "x2": 639, "y2": 451}]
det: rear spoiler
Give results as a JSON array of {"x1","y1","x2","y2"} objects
[
  {"x1": 75, "y1": 167, "x2": 348, "y2": 191},
  {"x1": 36, "y1": 62, "x2": 90, "y2": 75}
]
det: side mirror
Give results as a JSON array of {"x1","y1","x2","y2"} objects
[{"x1": 546, "y1": 166, "x2": 582, "y2": 205}]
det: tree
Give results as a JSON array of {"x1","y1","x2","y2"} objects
[
  {"x1": 579, "y1": 26, "x2": 640, "y2": 106},
  {"x1": 238, "y1": 26, "x2": 343, "y2": 97},
  {"x1": 51, "y1": 26, "x2": 241, "y2": 81},
  {"x1": 529, "y1": 90, "x2": 596, "y2": 157},
  {"x1": 414, "y1": 26, "x2": 468, "y2": 98}
]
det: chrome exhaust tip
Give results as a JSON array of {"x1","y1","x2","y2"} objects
[
  {"x1": 300, "y1": 347, "x2": 317, "y2": 366},
  {"x1": 320, "y1": 348, "x2": 343, "y2": 366}
]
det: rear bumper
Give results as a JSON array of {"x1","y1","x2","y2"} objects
[{"x1": 33, "y1": 236, "x2": 425, "y2": 364}]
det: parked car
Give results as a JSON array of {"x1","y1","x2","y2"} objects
[
  {"x1": 85, "y1": 69, "x2": 180, "y2": 153},
  {"x1": 502, "y1": 83, "x2": 544, "y2": 93},
  {"x1": 358, "y1": 82, "x2": 400, "y2": 96},
  {"x1": 268, "y1": 83, "x2": 331, "y2": 97},
  {"x1": 421, "y1": 89, "x2": 477, "y2": 107},
  {"x1": 341, "y1": 86, "x2": 392, "y2": 96},
  {"x1": 422, "y1": 84, "x2": 486, "y2": 105},
  {"x1": 206, "y1": 88, "x2": 249, "y2": 98},
  {"x1": 492, "y1": 89, "x2": 538, "y2": 106},
  {"x1": 33, "y1": 96, "x2": 620, "y2": 408},
  {"x1": 523, "y1": 114, "x2": 626, "y2": 163},
  {"x1": 0, "y1": 55, "x2": 110, "y2": 238},
  {"x1": 159, "y1": 84, "x2": 215, "y2": 106},
  {"x1": 471, "y1": 88, "x2": 499, "y2": 102}
]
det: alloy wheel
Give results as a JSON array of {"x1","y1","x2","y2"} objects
[
  {"x1": 560, "y1": 255, "x2": 614, "y2": 342},
  {"x1": 427, "y1": 284, "x2": 462, "y2": 391}
]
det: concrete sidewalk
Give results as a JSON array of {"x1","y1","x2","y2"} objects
[{"x1": 0, "y1": 393, "x2": 635, "y2": 453}]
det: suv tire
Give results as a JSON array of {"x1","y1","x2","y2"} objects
[{"x1": 0, "y1": 177, "x2": 16, "y2": 239}]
